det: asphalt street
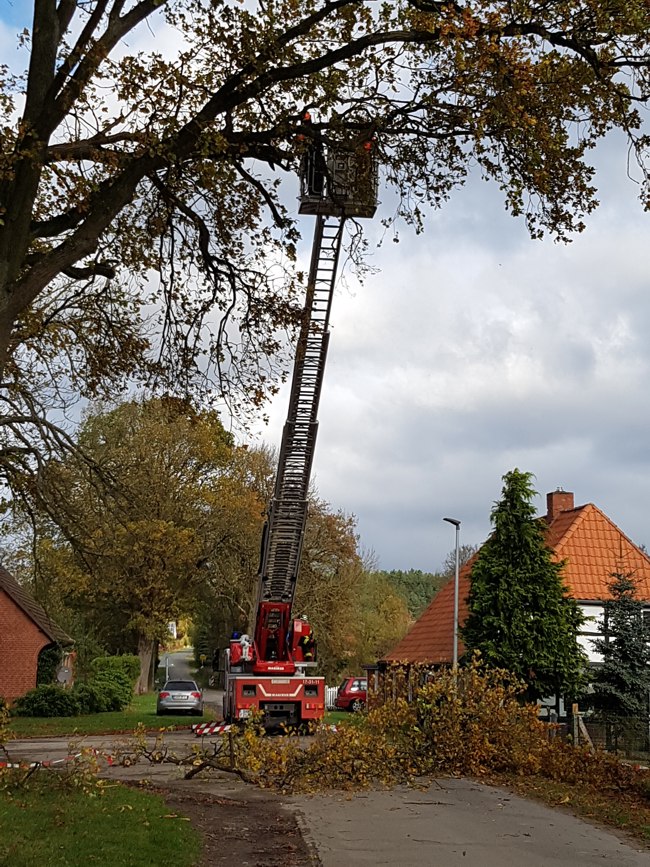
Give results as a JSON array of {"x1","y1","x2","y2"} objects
[
  {"x1": 160, "y1": 647, "x2": 223, "y2": 711},
  {"x1": 291, "y1": 779, "x2": 650, "y2": 867}
]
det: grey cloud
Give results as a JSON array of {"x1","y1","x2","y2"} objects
[{"x1": 251, "y1": 131, "x2": 650, "y2": 573}]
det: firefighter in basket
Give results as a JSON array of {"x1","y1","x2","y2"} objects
[{"x1": 297, "y1": 615, "x2": 317, "y2": 662}]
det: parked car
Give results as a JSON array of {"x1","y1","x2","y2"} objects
[
  {"x1": 156, "y1": 679, "x2": 204, "y2": 716},
  {"x1": 335, "y1": 676, "x2": 367, "y2": 712}
]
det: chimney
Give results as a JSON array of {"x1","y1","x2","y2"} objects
[{"x1": 546, "y1": 489, "x2": 574, "y2": 521}]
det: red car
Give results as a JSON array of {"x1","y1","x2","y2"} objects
[{"x1": 335, "y1": 676, "x2": 367, "y2": 712}]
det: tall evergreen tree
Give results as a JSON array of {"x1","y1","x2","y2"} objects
[
  {"x1": 463, "y1": 469, "x2": 587, "y2": 700},
  {"x1": 591, "y1": 572, "x2": 650, "y2": 718}
]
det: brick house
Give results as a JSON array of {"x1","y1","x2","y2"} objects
[
  {"x1": 0, "y1": 565, "x2": 73, "y2": 702},
  {"x1": 381, "y1": 490, "x2": 650, "y2": 683}
]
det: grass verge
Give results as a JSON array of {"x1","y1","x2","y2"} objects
[
  {"x1": 0, "y1": 777, "x2": 201, "y2": 867},
  {"x1": 8, "y1": 692, "x2": 215, "y2": 738}
]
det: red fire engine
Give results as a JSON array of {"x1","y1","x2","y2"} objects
[{"x1": 223, "y1": 130, "x2": 378, "y2": 728}]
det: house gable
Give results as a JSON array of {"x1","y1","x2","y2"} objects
[
  {"x1": 0, "y1": 566, "x2": 72, "y2": 702},
  {"x1": 0, "y1": 589, "x2": 53, "y2": 701},
  {"x1": 548, "y1": 503, "x2": 650, "y2": 602}
]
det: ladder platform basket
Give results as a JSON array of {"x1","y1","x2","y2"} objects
[{"x1": 299, "y1": 147, "x2": 378, "y2": 218}]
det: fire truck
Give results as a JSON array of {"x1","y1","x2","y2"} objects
[{"x1": 222, "y1": 135, "x2": 378, "y2": 728}]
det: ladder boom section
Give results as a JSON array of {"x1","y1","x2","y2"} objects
[{"x1": 254, "y1": 215, "x2": 345, "y2": 660}]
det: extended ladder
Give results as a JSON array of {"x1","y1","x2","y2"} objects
[{"x1": 257, "y1": 215, "x2": 345, "y2": 606}]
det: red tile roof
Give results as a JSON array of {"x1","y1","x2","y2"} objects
[
  {"x1": 383, "y1": 495, "x2": 650, "y2": 665},
  {"x1": 0, "y1": 566, "x2": 73, "y2": 646},
  {"x1": 547, "y1": 504, "x2": 650, "y2": 601}
]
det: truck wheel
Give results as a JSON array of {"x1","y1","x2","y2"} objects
[{"x1": 351, "y1": 699, "x2": 365, "y2": 713}]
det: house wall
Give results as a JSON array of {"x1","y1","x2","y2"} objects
[
  {"x1": 577, "y1": 602, "x2": 650, "y2": 666},
  {"x1": 0, "y1": 589, "x2": 50, "y2": 701}
]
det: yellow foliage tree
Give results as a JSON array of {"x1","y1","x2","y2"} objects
[{"x1": 24, "y1": 397, "x2": 264, "y2": 692}]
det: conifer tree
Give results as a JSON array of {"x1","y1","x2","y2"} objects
[
  {"x1": 463, "y1": 469, "x2": 586, "y2": 700},
  {"x1": 591, "y1": 572, "x2": 650, "y2": 718}
]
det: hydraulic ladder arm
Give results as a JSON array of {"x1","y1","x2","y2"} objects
[{"x1": 252, "y1": 214, "x2": 345, "y2": 672}]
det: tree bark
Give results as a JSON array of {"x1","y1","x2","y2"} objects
[{"x1": 136, "y1": 633, "x2": 155, "y2": 694}]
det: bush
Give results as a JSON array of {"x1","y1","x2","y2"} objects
[
  {"x1": 85, "y1": 671, "x2": 132, "y2": 712},
  {"x1": 90, "y1": 654, "x2": 140, "y2": 686},
  {"x1": 0, "y1": 696, "x2": 11, "y2": 749},
  {"x1": 72, "y1": 682, "x2": 111, "y2": 714},
  {"x1": 13, "y1": 684, "x2": 80, "y2": 718},
  {"x1": 12, "y1": 657, "x2": 139, "y2": 718},
  {"x1": 82, "y1": 655, "x2": 139, "y2": 712}
]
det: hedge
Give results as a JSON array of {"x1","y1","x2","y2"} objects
[
  {"x1": 13, "y1": 684, "x2": 80, "y2": 718},
  {"x1": 13, "y1": 654, "x2": 140, "y2": 717}
]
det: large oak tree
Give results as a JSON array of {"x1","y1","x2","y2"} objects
[{"x1": 0, "y1": 1, "x2": 649, "y2": 482}]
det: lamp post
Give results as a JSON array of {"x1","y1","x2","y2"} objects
[{"x1": 443, "y1": 517, "x2": 461, "y2": 670}]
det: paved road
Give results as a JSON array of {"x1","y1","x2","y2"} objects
[
  {"x1": 160, "y1": 647, "x2": 223, "y2": 712},
  {"x1": 291, "y1": 779, "x2": 650, "y2": 867}
]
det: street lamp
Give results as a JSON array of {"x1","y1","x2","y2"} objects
[{"x1": 443, "y1": 517, "x2": 461, "y2": 669}]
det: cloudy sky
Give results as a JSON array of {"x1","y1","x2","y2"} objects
[
  {"x1": 251, "y1": 131, "x2": 650, "y2": 572},
  {"x1": 3, "y1": 3, "x2": 649, "y2": 574}
]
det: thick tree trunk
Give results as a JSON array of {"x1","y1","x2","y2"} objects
[{"x1": 136, "y1": 633, "x2": 155, "y2": 694}]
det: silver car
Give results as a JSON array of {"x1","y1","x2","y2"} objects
[{"x1": 156, "y1": 679, "x2": 204, "y2": 716}]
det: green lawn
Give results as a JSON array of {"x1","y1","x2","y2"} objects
[
  {"x1": 0, "y1": 778, "x2": 201, "y2": 866},
  {"x1": 8, "y1": 692, "x2": 215, "y2": 739},
  {"x1": 324, "y1": 710, "x2": 352, "y2": 725}
]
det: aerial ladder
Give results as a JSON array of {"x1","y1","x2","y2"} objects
[{"x1": 223, "y1": 136, "x2": 378, "y2": 727}]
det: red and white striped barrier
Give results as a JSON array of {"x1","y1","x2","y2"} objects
[
  {"x1": 191, "y1": 722, "x2": 233, "y2": 737},
  {"x1": 0, "y1": 752, "x2": 83, "y2": 769}
]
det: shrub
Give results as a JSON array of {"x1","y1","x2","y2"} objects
[
  {"x1": 85, "y1": 671, "x2": 132, "y2": 712},
  {"x1": 0, "y1": 697, "x2": 11, "y2": 750},
  {"x1": 72, "y1": 682, "x2": 111, "y2": 714},
  {"x1": 90, "y1": 655, "x2": 140, "y2": 686},
  {"x1": 13, "y1": 684, "x2": 80, "y2": 718}
]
